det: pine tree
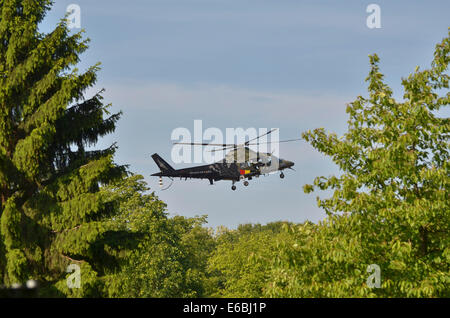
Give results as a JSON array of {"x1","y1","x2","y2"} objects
[{"x1": 0, "y1": 0, "x2": 126, "y2": 296}]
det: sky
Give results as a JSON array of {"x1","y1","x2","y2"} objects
[{"x1": 40, "y1": 0, "x2": 449, "y2": 229}]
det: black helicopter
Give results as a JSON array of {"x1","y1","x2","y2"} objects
[{"x1": 151, "y1": 129, "x2": 299, "y2": 190}]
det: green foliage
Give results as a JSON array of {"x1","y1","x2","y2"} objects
[
  {"x1": 1, "y1": 0, "x2": 447, "y2": 298},
  {"x1": 207, "y1": 222, "x2": 296, "y2": 297},
  {"x1": 206, "y1": 30, "x2": 449, "y2": 298},
  {"x1": 282, "y1": 30, "x2": 449, "y2": 297},
  {"x1": 0, "y1": 0, "x2": 126, "y2": 295},
  {"x1": 101, "y1": 175, "x2": 216, "y2": 298}
]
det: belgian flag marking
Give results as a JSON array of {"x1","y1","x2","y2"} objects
[{"x1": 240, "y1": 169, "x2": 251, "y2": 175}]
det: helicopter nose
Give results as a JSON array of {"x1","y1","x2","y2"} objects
[{"x1": 280, "y1": 160, "x2": 294, "y2": 169}]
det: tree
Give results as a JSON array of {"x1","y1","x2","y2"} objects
[
  {"x1": 0, "y1": 0, "x2": 126, "y2": 296},
  {"x1": 101, "y1": 175, "x2": 216, "y2": 298},
  {"x1": 266, "y1": 216, "x2": 372, "y2": 297},
  {"x1": 207, "y1": 222, "x2": 296, "y2": 297},
  {"x1": 269, "y1": 30, "x2": 449, "y2": 297}
]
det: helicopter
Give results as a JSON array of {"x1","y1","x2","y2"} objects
[{"x1": 151, "y1": 129, "x2": 299, "y2": 190}]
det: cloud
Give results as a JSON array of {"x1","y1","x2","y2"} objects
[{"x1": 100, "y1": 80, "x2": 352, "y2": 131}]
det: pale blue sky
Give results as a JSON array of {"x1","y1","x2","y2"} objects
[{"x1": 41, "y1": 1, "x2": 449, "y2": 229}]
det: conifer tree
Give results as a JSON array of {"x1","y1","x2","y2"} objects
[{"x1": 0, "y1": 0, "x2": 125, "y2": 296}]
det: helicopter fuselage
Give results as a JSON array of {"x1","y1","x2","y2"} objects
[{"x1": 151, "y1": 153, "x2": 294, "y2": 189}]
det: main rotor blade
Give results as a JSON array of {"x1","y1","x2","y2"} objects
[
  {"x1": 173, "y1": 142, "x2": 235, "y2": 147},
  {"x1": 247, "y1": 138, "x2": 302, "y2": 145},
  {"x1": 208, "y1": 145, "x2": 238, "y2": 153},
  {"x1": 245, "y1": 128, "x2": 278, "y2": 145}
]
